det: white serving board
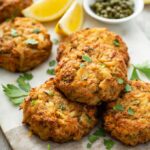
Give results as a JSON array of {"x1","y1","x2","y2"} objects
[{"x1": 0, "y1": 8, "x2": 150, "y2": 150}]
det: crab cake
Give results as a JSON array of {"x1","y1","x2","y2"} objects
[
  {"x1": 103, "y1": 80, "x2": 150, "y2": 146},
  {"x1": 57, "y1": 28, "x2": 129, "y2": 65},
  {"x1": 0, "y1": 17, "x2": 52, "y2": 72},
  {"x1": 22, "y1": 79, "x2": 98, "y2": 142},
  {"x1": 55, "y1": 39, "x2": 127, "y2": 105},
  {"x1": 0, "y1": 0, "x2": 32, "y2": 22}
]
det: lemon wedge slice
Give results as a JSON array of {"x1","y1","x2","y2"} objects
[
  {"x1": 144, "y1": 0, "x2": 150, "y2": 4},
  {"x1": 55, "y1": 1, "x2": 84, "y2": 36},
  {"x1": 22, "y1": 0, "x2": 74, "y2": 22}
]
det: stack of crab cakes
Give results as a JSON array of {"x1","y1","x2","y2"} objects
[{"x1": 22, "y1": 27, "x2": 131, "y2": 143}]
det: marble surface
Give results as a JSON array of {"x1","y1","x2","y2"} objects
[{"x1": 0, "y1": 6, "x2": 150, "y2": 150}]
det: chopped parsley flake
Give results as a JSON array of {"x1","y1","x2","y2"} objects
[
  {"x1": 128, "y1": 107, "x2": 135, "y2": 115},
  {"x1": 113, "y1": 104, "x2": 124, "y2": 111},
  {"x1": 25, "y1": 39, "x2": 38, "y2": 45},
  {"x1": 125, "y1": 84, "x2": 132, "y2": 92},
  {"x1": 44, "y1": 90, "x2": 54, "y2": 96},
  {"x1": 87, "y1": 128, "x2": 106, "y2": 148},
  {"x1": 47, "y1": 69, "x2": 55, "y2": 75},
  {"x1": 11, "y1": 29, "x2": 18, "y2": 37},
  {"x1": 80, "y1": 63, "x2": 85, "y2": 68},
  {"x1": 59, "y1": 104, "x2": 66, "y2": 111},
  {"x1": 49, "y1": 60, "x2": 56, "y2": 67},
  {"x1": 113, "y1": 39, "x2": 120, "y2": 47},
  {"x1": 47, "y1": 144, "x2": 51, "y2": 150},
  {"x1": 33, "y1": 28, "x2": 41, "y2": 34},
  {"x1": 100, "y1": 63, "x2": 106, "y2": 68},
  {"x1": 117, "y1": 78, "x2": 124, "y2": 84},
  {"x1": 82, "y1": 55, "x2": 92, "y2": 63},
  {"x1": 53, "y1": 38, "x2": 59, "y2": 45},
  {"x1": 104, "y1": 139, "x2": 115, "y2": 150},
  {"x1": 31, "y1": 100, "x2": 37, "y2": 106}
]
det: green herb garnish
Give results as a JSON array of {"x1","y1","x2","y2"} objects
[
  {"x1": 128, "y1": 107, "x2": 135, "y2": 115},
  {"x1": 49, "y1": 60, "x2": 56, "y2": 67},
  {"x1": 113, "y1": 104, "x2": 124, "y2": 111},
  {"x1": 59, "y1": 104, "x2": 66, "y2": 111},
  {"x1": 125, "y1": 84, "x2": 132, "y2": 92},
  {"x1": 82, "y1": 55, "x2": 92, "y2": 63},
  {"x1": 17, "y1": 73, "x2": 33, "y2": 92},
  {"x1": 47, "y1": 144, "x2": 51, "y2": 150},
  {"x1": 87, "y1": 128, "x2": 106, "y2": 148},
  {"x1": 80, "y1": 63, "x2": 85, "y2": 68},
  {"x1": 25, "y1": 39, "x2": 38, "y2": 45},
  {"x1": 130, "y1": 67, "x2": 140, "y2": 80},
  {"x1": 44, "y1": 90, "x2": 54, "y2": 96},
  {"x1": 47, "y1": 69, "x2": 55, "y2": 75},
  {"x1": 117, "y1": 78, "x2": 124, "y2": 84},
  {"x1": 2, "y1": 73, "x2": 33, "y2": 105},
  {"x1": 31, "y1": 100, "x2": 37, "y2": 106},
  {"x1": 53, "y1": 38, "x2": 59, "y2": 45},
  {"x1": 11, "y1": 29, "x2": 18, "y2": 37},
  {"x1": 100, "y1": 63, "x2": 106, "y2": 68},
  {"x1": 104, "y1": 139, "x2": 115, "y2": 150},
  {"x1": 33, "y1": 28, "x2": 40, "y2": 34},
  {"x1": 113, "y1": 39, "x2": 120, "y2": 47}
]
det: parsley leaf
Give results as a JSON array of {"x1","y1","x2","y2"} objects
[
  {"x1": 128, "y1": 107, "x2": 135, "y2": 115},
  {"x1": 82, "y1": 55, "x2": 92, "y2": 62},
  {"x1": 113, "y1": 104, "x2": 124, "y2": 111},
  {"x1": 49, "y1": 60, "x2": 56, "y2": 67},
  {"x1": 53, "y1": 38, "x2": 59, "y2": 45},
  {"x1": 104, "y1": 139, "x2": 115, "y2": 150},
  {"x1": 117, "y1": 78, "x2": 124, "y2": 84},
  {"x1": 47, "y1": 69, "x2": 55, "y2": 75},
  {"x1": 80, "y1": 63, "x2": 85, "y2": 68},
  {"x1": 130, "y1": 67, "x2": 140, "y2": 80},
  {"x1": 33, "y1": 28, "x2": 40, "y2": 34},
  {"x1": 87, "y1": 128, "x2": 106, "y2": 148},
  {"x1": 135, "y1": 62, "x2": 150, "y2": 79},
  {"x1": 47, "y1": 144, "x2": 51, "y2": 150},
  {"x1": 11, "y1": 29, "x2": 18, "y2": 37},
  {"x1": 17, "y1": 73, "x2": 33, "y2": 92},
  {"x1": 25, "y1": 39, "x2": 38, "y2": 45},
  {"x1": 125, "y1": 84, "x2": 132, "y2": 92},
  {"x1": 113, "y1": 39, "x2": 120, "y2": 47},
  {"x1": 2, "y1": 73, "x2": 33, "y2": 106}
]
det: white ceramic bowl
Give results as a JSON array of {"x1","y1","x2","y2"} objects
[{"x1": 83, "y1": 0, "x2": 144, "y2": 24}]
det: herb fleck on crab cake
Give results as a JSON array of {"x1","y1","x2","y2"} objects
[{"x1": 0, "y1": 0, "x2": 32, "y2": 22}]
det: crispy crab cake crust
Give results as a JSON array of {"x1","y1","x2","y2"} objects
[
  {"x1": 55, "y1": 28, "x2": 128, "y2": 105},
  {"x1": 57, "y1": 28, "x2": 129, "y2": 64},
  {"x1": 103, "y1": 80, "x2": 150, "y2": 146},
  {"x1": 22, "y1": 79, "x2": 98, "y2": 142},
  {"x1": 0, "y1": 17, "x2": 52, "y2": 72},
  {"x1": 0, "y1": 0, "x2": 32, "y2": 22}
]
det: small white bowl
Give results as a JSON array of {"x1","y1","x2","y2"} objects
[{"x1": 83, "y1": 0, "x2": 144, "y2": 24}]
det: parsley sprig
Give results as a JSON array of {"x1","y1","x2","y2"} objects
[
  {"x1": 2, "y1": 73, "x2": 33, "y2": 106},
  {"x1": 130, "y1": 62, "x2": 150, "y2": 80},
  {"x1": 47, "y1": 60, "x2": 56, "y2": 75}
]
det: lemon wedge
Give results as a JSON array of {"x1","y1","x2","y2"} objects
[
  {"x1": 55, "y1": 1, "x2": 84, "y2": 36},
  {"x1": 22, "y1": 0, "x2": 74, "y2": 22},
  {"x1": 144, "y1": 0, "x2": 150, "y2": 4}
]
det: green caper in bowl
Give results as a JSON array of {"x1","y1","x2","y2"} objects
[{"x1": 91, "y1": 0, "x2": 134, "y2": 19}]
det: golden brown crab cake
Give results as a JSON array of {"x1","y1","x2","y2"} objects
[
  {"x1": 0, "y1": 17, "x2": 52, "y2": 72},
  {"x1": 103, "y1": 80, "x2": 150, "y2": 146},
  {"x1": 55, "y1": 43, "x2": 127, "y2": 105},
  {"x1": 22, "y1": 79, "x2": 98, "y2": 142},
  {"x1": 57, "y1": 28, "x2": 129, "y2": 65},
  {"x1": 0, "y1": 0, "x2": 32, "y2": 22}
]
